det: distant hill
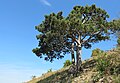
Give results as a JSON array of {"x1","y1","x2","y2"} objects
[{"x1": 26, "y1": 47, "x2": 120, "y2": 83}]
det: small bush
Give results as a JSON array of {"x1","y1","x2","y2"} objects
[
  {"x1": 91, "y1": 48, "x2": 104, "y2": 57},
  {"x1": 47, "y1": 68, "x2": 52, "y2": 73},
  {"x1": 31, "y1": 75, "x2": 36, "y2": 79},
  {"x1": 63, "y1": 60, "x2": 72, "y2": 67},
  {"x1": 96, "y1": 53, "x2": 110, "y2": 75},
  {"x1": 93, "y1": 51, "x2": 120, "y2": 82},
  {"x1": 96, "y1": 51, "x2": 120, "y2": 76}
]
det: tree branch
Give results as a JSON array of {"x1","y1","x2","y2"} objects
[
  {"x1": 82, "y1": 14, "x2": 90, "y2": 24},
  {"x1": 82, "y1": 31, "x2": 101, "y2": 43},
  {"x1": 81, "y1": 34, "x2": 87, "y2": 41}
]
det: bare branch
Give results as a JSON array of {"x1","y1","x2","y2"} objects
[
  {"x1": 81, "y1": 34, "x2": 87, "y2": 41},
  {"x1": 82, "y1": 31, "x2": 101, "y2": 43},
  {"x1": 82, "y1": 14, "x2": 90, "y2": 24}
]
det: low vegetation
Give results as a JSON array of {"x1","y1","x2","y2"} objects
[
  {"x1": 92, "y1": 48, "x2": 120, "y2": 82},
  {"x1": 91, "y1": 48, "x2": 104, "y2": 57},
  {"x1": 63, "y1": 60, "x2": 72, "y2": 68},
  {"x1": 26, "y1": 46, "x2": 120, "y2": 83},
  {"x1": 47, "y1": 68, "x2": 52, "y2": 73}
]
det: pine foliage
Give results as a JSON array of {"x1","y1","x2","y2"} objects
[{"x1": 33, "y1": 5, "x2": 115, "y2": 62}]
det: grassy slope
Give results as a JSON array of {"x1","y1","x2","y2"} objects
[{"x1": 26, "y1": 47, "x2": 120, "y2": 83}]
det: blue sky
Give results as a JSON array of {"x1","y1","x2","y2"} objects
[{"x1": 0, "y1": 0, "x2": 120, "y2": 83}]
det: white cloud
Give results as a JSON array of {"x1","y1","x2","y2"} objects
[{"x1": 40, "y1": 0, "x2": 52, "y2": 6}]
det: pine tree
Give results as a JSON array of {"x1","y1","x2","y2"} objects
[{"x1": 33, "y1": 4, "x2": 115, "y2": 72}]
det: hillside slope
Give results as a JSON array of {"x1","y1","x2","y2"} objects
[{"x1": 26, "y1": 48, "x2": 120, "y2": 83}]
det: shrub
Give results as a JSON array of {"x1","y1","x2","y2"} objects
[
  {"x1": 47, "y1": 68, "x2": 52, "y2": 73},
  {"x1": 31, "y1": 75, "x2": 36, "y2": 79},
  {"x1": 96, "y1": 52, "x2": 110, "y2": 75},
  {"x1": 96, "y1": 51, "x2": 120, "y2": 76},
  {"x1": 91, "y1": 48, "x2": 104, "y2": 57},
  {"x1": 63, "y1": 60, "x2": 72, "y2": 67}
]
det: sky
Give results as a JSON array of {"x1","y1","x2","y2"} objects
[{"x1": 0, "y1": 0, "x2": 120, "y2": 83}]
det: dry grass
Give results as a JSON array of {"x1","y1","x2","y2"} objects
[{"x1": 26, "y1": 47, "x2": 120, "y2": 83}]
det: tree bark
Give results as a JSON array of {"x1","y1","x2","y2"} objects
[
  {"x1": 76, "y1": 43, "x2": 82, "y2": 72},
  {"x1": 76, "y1": 34, "x2": 82, "y2": 72},
  {"x1": 71, "y1": 42, "x2": 75, "y2": 65}
]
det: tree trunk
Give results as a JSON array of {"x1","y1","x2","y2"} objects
[
  {"x1": 71, "y1": 42, "x2": 75, "y2": 65},
  {"x1": 76, "y1": 43, "x2": 82, "y2": 71}
]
